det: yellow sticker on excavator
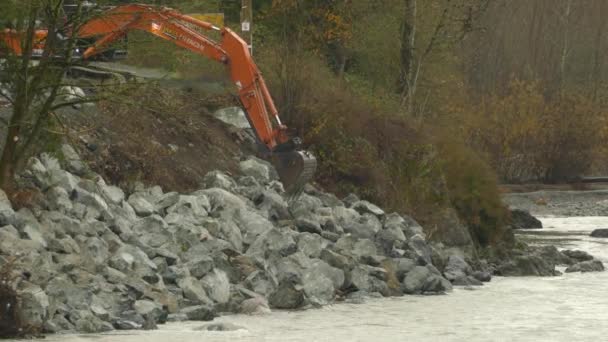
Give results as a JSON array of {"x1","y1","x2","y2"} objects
[{"x1": 189, "y1": 13, "x2": 225, "y2": 28}]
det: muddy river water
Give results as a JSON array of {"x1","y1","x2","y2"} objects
[{"x1": 26, "y1": 217, "x2": 608, "y2": 342}]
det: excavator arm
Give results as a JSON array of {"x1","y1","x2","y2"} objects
[{"x1": 76, "y1": 4, "x2": 316, "y2": 195}]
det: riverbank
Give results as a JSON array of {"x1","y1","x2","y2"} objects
[
  {"x1": 503, "y1": 189, "x2": 608, "y2": 217},
  {"x1": 1, "y1": 147, "x2": 605, "y2": 337},
  {"x1": 17, "y1": 216, "x2": 608, "y2": 342}
]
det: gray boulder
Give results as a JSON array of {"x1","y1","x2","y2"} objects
[
  {"x1": 19, "y1": 283, "x2": 49, "y2": 327},
  {"x1": 351, "y1": 200, "x2": 385, "y2": 217},
  {"x1": 180, "y1": 305, "x2": 215, "y2": 321},
  {"x1": 134, "y1": 300, "x2": 165, "y2": 324},
  {"x1": 61, "y1": 144, "x2": 87, "y2": 176},
  {"x1": 402, "y1": 266, "x2": 431, "y2": 294},
  {"x1": 510, "y1": 209, "x2": 543, "y2": 229},
  {"x1": 268, "y1": 275, "x2": 305, "y2": 309},
  {"x1": 498, "y1": 255, "x2": 557, "y2": 276},
  {"x1": 562, "y1": 249, "x2": 594, "y2": 262},
  {"x1": 203, "y1": 171, "x2": 237, "y2": 191},
  {"x1": 590, "y1": 229, "x2": 608, "y2": 238},
  {"x1": 443, "y1": 255, "x2": 472, "y2": 282},
  {"x1": 128, "y1": 195, "x2": 155, "y2": 217},
  {"x1": 177, "y1": 277, "x2": 214, "y2": 305},
  {"x1": 246, "y1": 228, "x2": 297, "y2": 262},
  {"x1": 240, "y1": 297, "x2": 271, "y2": 315},
  {"x1": 565, "y1": 260, "x2": 604, "y2": 273},
  {"x1": 239, "y1": 157, "x2": 277, "y2": 184},
  {"x1": 201, "y1": 269, "x2": 231, "y2": 304}
]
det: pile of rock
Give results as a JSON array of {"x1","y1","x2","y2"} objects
[
  {"x1": 495, "y1": 245, "x2": 605, "y2": 276},
  {"x1": 0, "y1": 146, "x2": 487, "y2": 334}
]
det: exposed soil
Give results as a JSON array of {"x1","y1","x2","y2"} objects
[{"x1": 57, "y1": 83, "x2": 252, "y2": 193}]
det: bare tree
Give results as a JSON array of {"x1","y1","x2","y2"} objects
[{"x1": 0, "y1": 0, "x2": 96, "y2": 193}]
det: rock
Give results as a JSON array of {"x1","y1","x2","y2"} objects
[
  {"x1": 452, "y1": 275, "x2": 483, "y2": 286},
  {"x1": 177, "y1": 277, "x2": 213, "y2": 305},
  {"x1": 302, "y1": 267, "x2": 336, "y2": 306},
  {"x1": 185, "y1": 256, "x2": 214, "y2": 279},
  {"x1": 19, "y1": 283, "x2": 49, "y2": 327},
  {"x1": 497, "y1": 255, "x2": 557, "y2": 276},
  {"x1": 239, "y1": 157, "x2": 276, "y2": 184},
  {"x1": 100, "y1": 184, "x2": 125, "y2": 205},
  {"x1": 471, "y1": 271, "x2": 492, "y2": 282},
  {"x1": 320, "y1": 249, "x2": 352, "y2": 270},
  {"x1": 46, "y1": 186, "x2": 73, "y2": 213},
  {"x1": 342, "y1": 193, "x2": 360, "y2": 207},
  {"x1": 295, "y1": 217, "x2": 323, "y2": 234},
  {"x1": 180, "y1": 305, "x2": 216, "y2": 321},
  {"x1": 213, "y1": 106, "x2": 250, "y2": 129},
  {"x1": 196, "y1": 323, "x2": 246, "y2": 331},
  {"x1": 296, "y1": 233, "x2": 326, "y2": 258},
  {"x1": 289, "y1": 194, "x2": 323, "y2": 217},
  {"x1": 61, "y1": 144, "x2": 87, "y2": 175},
  {"x1": 235, "y1": 209, "x2": 273, "y2": 245},
  {"x1": 407, "y1": 234, "x2": 433, "y2": 265},
  {"x1": 134, "y1": 300, "x2": 164, "y2": 323},
  {"x1": 128, "y1": 195, "x2": 155, "y2": 217},
  {"x1": 376, "y1": 224, "x2": 406, "y2": 255},
  {"x1": 203, "y1": 171, "x2": 237, "y2": 191},
  {"x1": 351, "y1": 200, "x2": 385, "y2": 217},
  {"x1": 590, "y1": 229, "x2": 608, "y2": 238},
  {"x1": 510, "y1": 209, "x2": 543, "y2": 229},
  {"x1": 565, "y1": 260, "x2": 604, "y2": 273},
  {"x1": 0, "y1": 189, "x2": 15, "y2": 225},
  {"x1": 268, "y1": 275, "x2": 305, "y2": 309},
  {"x1": 205, "y1": 219, "x2": 243, "y2": 252},
  {"x1": 422, "y1": 275, "x2": 453, "y2": 294},
  {"x1": 394, "y1": 258, "x2": 416, "y2": 281},
  {"x1": 443, "y1": 255, "x2": 472, "y2": 282},
  {"x1": 253, "y1": 190, "x2": 290, "y2": 221},
  {"x1": 246, "y1": 228, "x2": 297, "y2": 263},
  {"x1": 201, "y1": 269, "x2": 231, "y2": 304},
  {"x1": 240, "y1": 297, "x2": 271, "y2": 315},
  {"x1": 131, "y1": 215, "x2": 173, "y2": 248},
  {"x1": 562, "y1": 249, "x2": 594, "y2": 262},
  {"x1": 403, "y1": 266, "x2": 431, "y2": 294},
  {"x1": 537, "y1": 245, "x2": 572, "y2": 266},
  {"x1": 332, "y1": 207, "x2": 380, "y2": 239},
  {"x1": 166, "y1": 195, "x2": 208, "y2": 223}
]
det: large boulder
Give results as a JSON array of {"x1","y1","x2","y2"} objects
[
  {"x1": 443, "y1": 255, "x2": 472, "y2": 282},
  {"x1": 497, "y1": 255, "x2": 557, "y2": 276},
  {"x1": 510, "y1": 209, "x2": 543, "y2": 229},
  {"x1": 562, "y1": 250, "x2": 594, "y2": 262},
  {"x1": 201, "y1": 269, "x2": 231, "y2": 304},
  {"x1": 239, "y1": 157, "x2": 277, "y2": 184},
  {"x1": 402, "y1": 266, "x2": 431, "y2": 294},
  {"x1": 246, "y1": 228, "x2": 297, "y2": 263},
  {"x1": 590, "y1": 229, "x2": 608, "y2": 238},
  {"x1": 268, "y1": 275, "x2": 305, "y2": 309},
  {"x1": 565, "y1": 260, "x2": 604, "y2": 273}
]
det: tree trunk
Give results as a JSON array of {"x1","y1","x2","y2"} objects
[{"x1": 398, "y1": 0, "x2": 417, "y2": 111}]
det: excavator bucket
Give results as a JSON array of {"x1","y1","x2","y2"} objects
[{"x1": 271, "y1": 150, "x2": 317, "y2": 199}]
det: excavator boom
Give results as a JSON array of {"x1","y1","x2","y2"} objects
[{"x1": 1, "y1": 4, "x2": 316, "y2": 196}]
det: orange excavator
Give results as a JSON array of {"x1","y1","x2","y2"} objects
[{"x1": 0, "y1": 4, "x2": 316, "y2": 196}]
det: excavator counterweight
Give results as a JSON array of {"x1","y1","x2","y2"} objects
[{"x1": 0, "y1": 3, "x2": 316, "y2": 196}]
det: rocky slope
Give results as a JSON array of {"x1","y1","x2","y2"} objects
[{"x1": 0, "y1": 146, "x2": 490, "y2": 334}]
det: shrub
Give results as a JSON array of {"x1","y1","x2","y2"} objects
[{"x1": 452, "y1": 80, "x2": 607, "y2": 183}]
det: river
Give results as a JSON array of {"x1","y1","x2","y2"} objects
[{"x1": 28, "y1": 216, "x2": 608, "y2": 342}]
